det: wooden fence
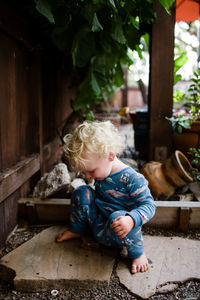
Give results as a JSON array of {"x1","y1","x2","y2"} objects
[{"x1": 0, "y1": 2, "x2": 76, "y2": 247}]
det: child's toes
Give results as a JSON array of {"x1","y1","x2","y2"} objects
[
  {"x1": 131, "y1": 264, "x2": 137, "y2": 274},
  {"x1": 56, "y1": 233, "x2": 63, "y2": 242}
]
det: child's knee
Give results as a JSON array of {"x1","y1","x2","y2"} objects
[{"x1": 72, "y1": 185, "x2": 94, "y2": 206}]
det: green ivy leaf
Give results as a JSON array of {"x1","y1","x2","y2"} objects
[
  {"x1": 72, "y1": 29, "x2": 95, "y2": 67},
  {"x1": 124, "y1": 24, "x2": 140, "y2": 50},
  {"x1": 92, "y1": 13, "x2": 103, "y2": 32},
  {"x1": 108, "y1": 0, "x2": 116, "y2": 9},
  {"x1": 111, "y1": 21, "x2": 126, "y2": 44},
  {"x1": 91, "y1": 73, "x2": 101, "y2": 96},
  {"x1": 158, "y1": 0, "x2": 175, "y2": 14},
  {"x1": 174, "y1": 74, "x2": 182, "y2": 85},
  {"x1": 35, "y1": 0, "x2": 55, "y2": 23},
  {"x1": 174, "y1": 55, "x2": 188, "y2": 74},
  {"x1": 113, "y1": 63, "x2": 124, "y2": 87}
]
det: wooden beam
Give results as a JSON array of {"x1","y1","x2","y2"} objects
[
  {"x1": 18, "y1": 198, "x2": 200, "y2": 229},
  {"x1": 18, "y1": 198, "x2": 70, "y2": 224},
  {"x1": 148, "y1": 201, "x2": 200, "y2": 228},
  {"x1": 0, "y1": 154, "x2": 40, "y2": 203},
  {"x1": 148, "y1": 1, "x2": 175, "y2": 161}
]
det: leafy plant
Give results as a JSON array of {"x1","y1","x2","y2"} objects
[
  {"x1": 166, "y1": 114, "x2": 194, "y2": 134},
  {"x1": 173, "y1": 89, "x2": 185, "y2": 103},
  {"x1": 188, "y1": 147, "x2": 200, "y2": 182},
  {"x1": 166, "y1": 68, "x2": 200, "y2": 133},
  {"x1": 186, "y1": 69, "x2": 200, "y2": 119},
  {"x1": 24, "y1": 0, "x2": 175, "y2": 118},
  {"x1": 174, "y1": 55, "x2": 188, "y2": 86}
]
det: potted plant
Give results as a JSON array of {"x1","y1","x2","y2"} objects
[
  {"x1": 188, "y1": 147, "x2": 200, "y2": 183},
  {"x1": 166, "y1": 68, "x2": 200, "y2": 155}
]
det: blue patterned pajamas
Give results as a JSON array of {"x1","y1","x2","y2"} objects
[{"x1": 69, "y1": 167, "x2": 156, "y2": 259}]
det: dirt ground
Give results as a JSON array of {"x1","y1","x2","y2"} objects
[{"x1": 0, "y1": 225, "x2": 200, "y2": 300}]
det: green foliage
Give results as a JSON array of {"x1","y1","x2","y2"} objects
[
  {"x1": 33, "y1": 0, "x2": 175, "y2": 116},
  {"x1": 167, "y1": 68, "x2": 200, "y2": 133},
  {"x1": 186, "y1": 68, "x2": 200, "y2": 119},
  {"x1": 166, "y1": 114, "x2": 194, "y2": 134},
  {"x1": 173, "y1": 89, "x2": 185, "y2": 103},
  {"x1": 188, "y1": 147, "x2": 200, "y2": 182},
  {"x1": 174, "y1": 55, "x2": 188, "y2": 85},
  {"x1": 158, "y1": 0, "x2": 175, "y2": 14}
]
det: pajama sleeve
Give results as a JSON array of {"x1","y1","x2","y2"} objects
[{"x1": 126, "y1": 173, "x2": 156, "y2": 227}]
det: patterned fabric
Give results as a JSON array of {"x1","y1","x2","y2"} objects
[
  {"x1": 69, "y1": 167, "x2": 155, "y2": 258},
  {"x1": 94, "y1": 167, "x2": 155, "y2": 227}
]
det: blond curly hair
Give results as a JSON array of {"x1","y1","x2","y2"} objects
[{"x1": 63, "y1": 120, "x2": 124, "y2": 169}]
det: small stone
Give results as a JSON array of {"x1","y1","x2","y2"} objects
[{"x1": 51, "y1": 289, "x2": 59, "y2": 296}]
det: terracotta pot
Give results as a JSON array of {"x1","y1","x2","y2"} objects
[
  {"x1": 173, "y1": 120, "x2": 200, "y2": 156},
  {"x1": 140, "y1": 150, "x2": 193, "y2": 200}
]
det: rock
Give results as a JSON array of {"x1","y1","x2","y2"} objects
[
  {"x1": 189, "y1": 182, "x2": 200, "y2": 201},
  {"x1": 0, "y1": 226, "x2": 115, "y2": 291},
  {"x1": 33, "y1": 163, "x2": 71, "y2": 199},
  {"x1": 117, "y1": 235, "x2": 200, "y2": 299},
  {"x1": 70, "y1": 178, "x2": 87, "y2": 191}
]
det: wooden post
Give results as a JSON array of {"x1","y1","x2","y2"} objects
[
  {"x1": 178, "y1": 207, "x2": 190, "y2": 232},
  {"x1": 148, "y1": 1, "x2": 175, "y2": 161}
]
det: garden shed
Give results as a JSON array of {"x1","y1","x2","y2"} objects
[{"x1": 0, "y1": 0, "x2": 175, "y2": 247}]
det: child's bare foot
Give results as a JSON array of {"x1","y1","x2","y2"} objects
[
  {"x1": 56, "y1": 230, "x2": 81, "y2": 243},
  {"x1": 131, "y1": 253, "x2": 149, "y2": 274}
]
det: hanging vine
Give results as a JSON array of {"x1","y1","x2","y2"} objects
[{"x1": 25, "y1": 0, "x2": 175, "y2": 118}]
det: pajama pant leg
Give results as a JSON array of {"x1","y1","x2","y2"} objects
[
  {"x1": 69, "y1": 186, "x2": 144, "y2": 259},
  {"x1": 92, "y1": 210, "x2": 144, "y2": 259},
  {"x1": 69, "y1": 185, "x2": 97, "y2": 234}
]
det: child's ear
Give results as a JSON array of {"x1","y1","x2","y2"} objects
[{"x1": 109, "y1": 152, "x2": 115, "y2": 161}]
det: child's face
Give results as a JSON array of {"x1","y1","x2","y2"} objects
[{"x1": 80, "y1": 153, "x2": 114, "y2": 180}]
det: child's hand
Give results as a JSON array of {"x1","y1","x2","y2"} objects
[{"x1": 110, "y1": 215, "x2": 134, "y2": 239}]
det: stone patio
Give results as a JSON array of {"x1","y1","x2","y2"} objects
[{"x1": 0, "y1": 226, "x2": 200, "y2": 299}]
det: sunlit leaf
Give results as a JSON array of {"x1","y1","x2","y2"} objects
[
  {"x1": 92, "y1": 13, "x2": 103, "y2": 32},
  {"x1": 35, "y1": 0, "x2": 55, "y2": 23}
]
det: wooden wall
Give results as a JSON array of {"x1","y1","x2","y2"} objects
[{"x1": 0, "y1": 3, "x2": 76, "y2": 247}]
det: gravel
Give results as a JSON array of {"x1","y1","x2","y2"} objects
[{"x1": 0, "y1": 225, "x2": 200, "y2": 300}]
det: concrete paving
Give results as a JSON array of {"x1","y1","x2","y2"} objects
[{"x1": 0, "y1": 226, "x2": 200, "y2": 299}]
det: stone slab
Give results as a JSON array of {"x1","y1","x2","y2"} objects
[
  {"x1": 0, "y1": 226, "x2": 115, "y2": 291},
  {"x1": 117, "y1": 235, "x2": 200, "y2": 299}
]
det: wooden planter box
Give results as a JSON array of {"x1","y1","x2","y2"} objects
[{"x1": 18, "y1": 198, "x2": 200, "y2": 232}]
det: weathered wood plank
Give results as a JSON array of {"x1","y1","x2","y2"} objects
[
  {"x1": 0, "y1": 2, "x2": 36, "y2": 49},
  {"x1": 0, "y1": 193, "x2": 19, "y2": 249},
  {"x1": 0, "y1": 31, "x2": 18, "y2": 170},
  {"x1": 0, "y1": 154, "x2": 40, "y2": 203},
  {"x1": 18, "y1": 198, "x2": 70, "y2": 224},
  {"x1": 18, "y1": 198, "x2": 200, "y2": 229},
  {"x1": 0, "y1": 201, "x2": 6, "y2": 248},
  {"x1": 42, "y1": 136, "x2": 63, "y2": 173}
]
